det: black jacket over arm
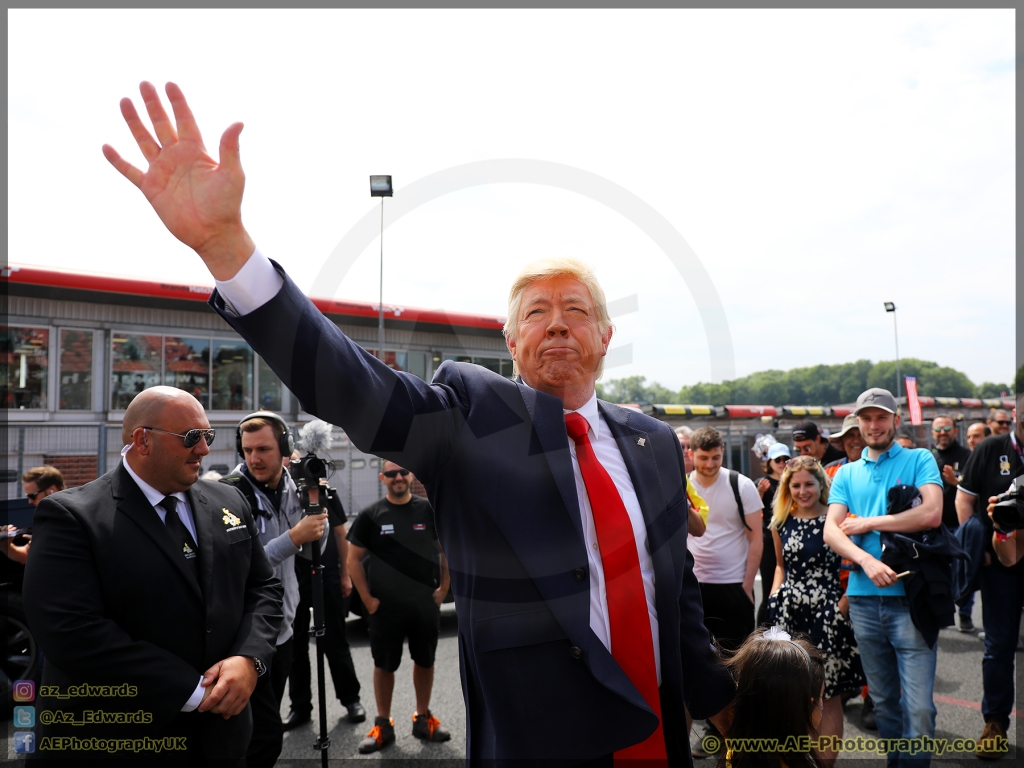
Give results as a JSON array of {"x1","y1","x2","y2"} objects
[
  {"x1": 22, "y1": 468, "x2": 283, "y2": 761},
  {"x1": 211, "y1": 263, "x2": 734, "y2": 765}
]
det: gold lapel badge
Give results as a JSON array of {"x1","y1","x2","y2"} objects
[
  {"x1": 183, "y1": 542, "x2": 196, "y2": 559},
  {"x1": 222, "y1": 509, "x2": 242, "y2": 527}
]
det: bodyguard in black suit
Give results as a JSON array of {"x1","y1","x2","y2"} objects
[
  {"x1": 23, "y1": 387, "x2": 283, "y2": 765},
  {"x1": 103, "y1": 82, "x2": 736, "y2": 765}
]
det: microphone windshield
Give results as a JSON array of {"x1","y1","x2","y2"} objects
[{"x1": 298, "y1": 420, "x2": 334, "y2": 455}]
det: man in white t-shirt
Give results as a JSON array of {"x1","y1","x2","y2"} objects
[{"x1": 686, "y1": 426, "x2": 764, "y2": 652}]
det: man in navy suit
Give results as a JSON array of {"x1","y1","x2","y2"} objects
[{"x1": 104, "y1": 81, "x2": 735, "y2": 765}]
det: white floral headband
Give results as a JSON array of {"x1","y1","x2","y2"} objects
[{"x1": 758, "y1": 626, "x2": 813, "y2": 668}]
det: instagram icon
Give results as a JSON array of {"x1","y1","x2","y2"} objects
[{"x1": 13, "y1": 680, "x2": 35, "y2": 702}]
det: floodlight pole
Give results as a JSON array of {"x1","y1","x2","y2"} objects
[
  {"x1": 370, "y1": 175, "x2": 393, "y2": 364},
  {"x1": 378, "y1": 197, "x2": 385, "y2": 364},
  {"x1": 885, "y1": 302, "x2": 902, "y2": 400}
]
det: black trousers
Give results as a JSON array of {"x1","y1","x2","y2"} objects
[
  {"x1": 245, "y1": 637, "x2": 292, "y2": 768},
  {"x1": 698, "y1": 581, "x2": 755, "y2": 653},
  {"x1": 756, "y1": 528, "x2": 777, "y2": 627},
  {"x1": 288, "y1": 564, "x2": 362, "y2": 713}
]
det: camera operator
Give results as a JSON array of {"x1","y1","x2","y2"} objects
[
  {"x1": 955, "y1": 394, "x2": 1023, "y2": 759},
  {"x1": 222, "y1": 412, "x2": 328, "y2": 768},
  {"x1": 284, "y1": 449, "x2": 366, "y2": 730}
]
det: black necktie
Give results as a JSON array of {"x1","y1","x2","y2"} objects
[{"x1": 159, "y1": 496, "x2": 200, "y2": 581}]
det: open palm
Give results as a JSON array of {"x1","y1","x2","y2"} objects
[{"x1": 103, "y1": 82, "x2": 253, "y2": 278}]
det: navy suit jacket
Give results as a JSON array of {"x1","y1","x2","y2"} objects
[{"x1": 212, "y1": 265, "x2": 734, "y2": 764}]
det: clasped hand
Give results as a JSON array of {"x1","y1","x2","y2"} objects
[{"x1": 198, "y1": 656, "x2": 257, "y2": 719}]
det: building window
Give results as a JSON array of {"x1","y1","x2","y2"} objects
[
  {"x1": 164, "y1": 337, "x2": 210, "y2": 404},
  {"x1": 474, "y1": 357, "x2": 501, "y2": 374},
  {"x1": 211, "y1": 341, "x2": 252, "y2": 411},
  {"x1": 407, "y1": 351, "x2": 428, "y2": 381},
  {"x1": 257, "y1": 356, "x2": 282, "y2": 412},
  {"x1": 111, "y1": 333, "x2": 162, "y2": 410},
  {"x1": 368, "y1": 349, "x2": 409, "y2": 371},
  {"x1": 2, "y1": 326, "x2": 49, "y2": 409},
  {"x1": 59, "y1": 329, "x2": 93, "y2": 410}
]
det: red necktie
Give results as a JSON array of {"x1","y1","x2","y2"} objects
[{"x1": 565, "y1": 412, "x2": 666, "y2": 764}]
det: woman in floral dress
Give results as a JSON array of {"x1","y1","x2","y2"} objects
[{"x1": 768, "y1": 456, "x2": 865, "y2": 767}]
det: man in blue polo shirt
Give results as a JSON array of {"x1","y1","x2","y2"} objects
[{"x1": 824, "y1": 388, "x2": 943, "y2": 768}]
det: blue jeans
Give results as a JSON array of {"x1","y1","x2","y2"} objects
[
  {"x1": 979, "y1": 564, "x2": 1024, "y2": 730},
  {"x1": 848, "y1": 596, "x2": 937, "y2": 768}
]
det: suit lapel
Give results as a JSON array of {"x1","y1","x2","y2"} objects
[
  {"x1": 188, "y1": 486, "x2": 217, "y2": 599},
  {"x1": 598, "y1": 401, "x2": 679, "y2": 615},
  {"x1": 516, "y1": 381, "x2": 584, "y2": 540},
  {"x1": 112, "y1": 465, "x2": 203, "y2": 601}
]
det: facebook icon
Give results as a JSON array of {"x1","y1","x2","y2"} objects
[{"x1": 13, "y1": 731, "x2": 35, "y2": 754}]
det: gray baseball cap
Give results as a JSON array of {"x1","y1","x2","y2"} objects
[{"x1": 854, "y1": 388, "x2": 898, "y2": 416}]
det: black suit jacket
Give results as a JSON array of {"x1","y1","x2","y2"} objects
[
  {"x1": 212, "y1": 265, "x2": 735, "y2": 764},
  {"x1": 22, "y1": 466, "x2": 283, "y2": 761}
]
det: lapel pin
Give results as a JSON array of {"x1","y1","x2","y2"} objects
[{"x1": 638, "y1": 438, "x2": 646, "y2": 447}]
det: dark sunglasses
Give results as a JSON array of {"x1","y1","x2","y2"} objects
[
  {"x1": 26, "y1": 489, "x2": 45, "y2": 501},
  {"x1": 995, "y1": 420, "x2": 1012, "y2": 427},
  {"x1": 786, "y1": 456, "x2": 820, "y2": 470},
  {"x1": 932, "y1": 425, "x2": 953, "y2": 433},
  {"x1": 382, "y1": 469, "x2": 410, "y2": 479},
  {"x1": 145, "y1": 427, "x2": 216, "y2": 448},
  {"x1": 771, "y1": 456, "x2": 790, "y2": 463}
]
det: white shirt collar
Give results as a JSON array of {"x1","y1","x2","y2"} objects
[
  {"x1": 564, "y1": 390, "x2": 600, "y2": 441},
  {"x1": 120, "y1": 444, "x2": 187, "y2": 508}
]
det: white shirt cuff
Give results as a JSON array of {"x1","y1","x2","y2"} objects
[
  {"x1": 181, "y1": 678, "x2": 206, "y2": 712},
  {"x1": 214, "y1": 247, "x2": 285, "y2": 316}
]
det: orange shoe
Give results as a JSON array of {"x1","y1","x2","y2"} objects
[
  {"x1": 358, "y1": 716, "x2": 395, "y2": 753},
  {"x1": 412, "y1": 710, "x2": 451, "y2": 742}
]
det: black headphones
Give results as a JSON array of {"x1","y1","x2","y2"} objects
[{"x1": 235, "y1": 411, "x2": 295, "y2": 458}]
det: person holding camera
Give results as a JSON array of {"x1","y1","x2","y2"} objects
[
  {"x1": 222, "y1": 412, "x2": 329, "y2": 768},
  {"x1": 955, "y1": 394, "x2": 1023, "y2": 760},
  {"x1": 347, "y1": 460, "x2": 450, "y2": 754}
]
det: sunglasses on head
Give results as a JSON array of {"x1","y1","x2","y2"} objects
[
  {"x1": 382, "y1": 469, "x2": 410, "y2": 479},
  {"x1": 933, "y1": 425, "x2": 953, "y2": 433},
  {"x1": 144, "y1": 427, "x2": 216, "y2": 448},
  {"x1": 786, "y1": 456, "x2": 820, "y2": 470}
]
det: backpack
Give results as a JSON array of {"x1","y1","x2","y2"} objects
[{"x1": 727, "y1": 469, "x2": 752, "y2": 531}]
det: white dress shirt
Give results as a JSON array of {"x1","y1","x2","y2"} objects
[
  {"x1": 216, "y1": 248, "x2": 661, "y2": 681},
  {"x1": 120, "y1": 445, "x2": 206, "y2": 711}
]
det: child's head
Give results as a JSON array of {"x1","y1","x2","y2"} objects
[{"x1": 722, "y1": 627, "x2": 826, "y2": 768}]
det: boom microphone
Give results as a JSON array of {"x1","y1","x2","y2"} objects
[{"x1": 298, "y1": 420, "x2": 334, "y2": 455}]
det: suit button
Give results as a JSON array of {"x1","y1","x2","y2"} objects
[
  {"x1": 569, "y1": 646, "x2": 583, "y2": 660},
  {"x1": 573, "y1": 567, "x2": 585, "y2": 581},
  {"x1": 206, "y1": 625, "x2": 213, "y2": 633}
]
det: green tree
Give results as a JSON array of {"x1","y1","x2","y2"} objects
[{"x1": 978, "y1": 382, "x2": 1013, "y2": 399}]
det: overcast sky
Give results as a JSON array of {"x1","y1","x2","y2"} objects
[{"x1": 8, "y1": 9, "x2": 1015, "y2": 391}]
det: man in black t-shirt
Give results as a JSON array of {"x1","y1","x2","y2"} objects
[
  {"x1": 347, "y1": 460, "x2": 451, "y2": 754},
  {"x1": 955, "y1": 395, "x2": 1023, "y2": 759}
]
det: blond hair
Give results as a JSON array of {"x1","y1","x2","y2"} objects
[
  {"x1": 770, "y1": 456, "x2": 830, "y2": 529},
  {"x1": 503, "y1": 257, "x2": 614, "y2": 377}
]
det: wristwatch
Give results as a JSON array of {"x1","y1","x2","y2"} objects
[{"x1": 247, "y1": 656, "x2": 267, "y2": 677}]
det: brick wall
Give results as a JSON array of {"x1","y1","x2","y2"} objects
[{"x1": 43, "y1": 455, "x2": 98, "y2": 489}]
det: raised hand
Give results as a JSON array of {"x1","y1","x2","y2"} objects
[{"x1": 102, "y1": 82, "x2": 255, "y2": 280}]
